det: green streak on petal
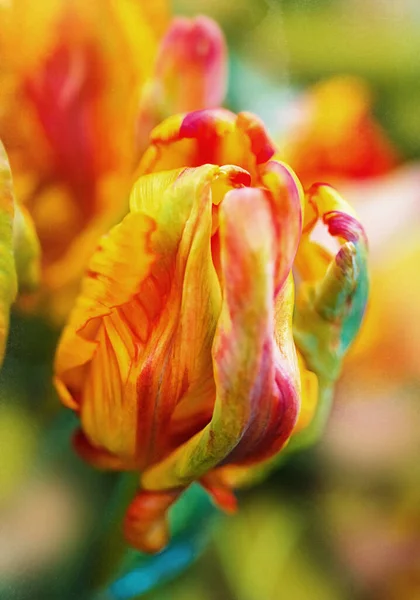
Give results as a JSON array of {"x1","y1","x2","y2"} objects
[
  {"x1": 292, "y1": 185, "x2": 369, "y2": 447},
  {"x1": 294, "y1": 238, "x2": 368, "y2": 383},
  {"x1": 338, "y1": 242, "x2": 369, "y2": 354}
]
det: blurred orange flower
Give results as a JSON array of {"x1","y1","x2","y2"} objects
[
  {"x1": 0, "y1": 0, "x2": 168, "y2": 321},
  {"x1": 0, "y1": 2, "x2": 228, "y2": 323}
]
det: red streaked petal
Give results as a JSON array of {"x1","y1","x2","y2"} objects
[
  {"x1": 141, "y1": 187, "x2": 299, "y2": 492},
  {"x1": 137, "y1": 109, "x2": 277, "y2": 182},
  {"x1": 236, "y1": 112, "x2": 276, "y2": 164},
  {"x1": 123, "y1": 488, "x2": 182, "y2": 553},
  {"x1": 261, "y1": 160, "x2": 303, "y2": 293}
]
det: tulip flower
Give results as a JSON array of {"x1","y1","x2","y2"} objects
[
  {"x1": 279, "y1": 76, "x2": 397, "y2": 188},
  {"x1": 54, "y1": 109, "x2": 368, "y2": 553},
  {"x1": 0, "y1": 2, "x2": 229, "y2": 324},
  {"x1": 0, "y1": 0, "x2": 169, "y2": 322},
  {"x1": 0, "y1": 141, "x2": 40, "y2": 365}
]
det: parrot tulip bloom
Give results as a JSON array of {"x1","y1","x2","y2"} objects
[{"x1": 54, "y1": 109, "x2": 368, "y2": 553}]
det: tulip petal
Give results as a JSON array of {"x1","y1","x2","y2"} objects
[
  {"x1": 129, "y1": 165, "x2": 251, "y2": 462},
  {"x1": 294, "y1": 351, "x2": 318, "y2": 432},
  {"x1": 110, "y1": 0, "x2": 168, "y2": 81},
  {"x1": 124, "y1": 489, "x2": 182, "y2": 554},
  {"x1": 236, "y1": 112, "x2": 277, "y2": 165},
  {"x1": 137, "y1": 109, "x2": 276, "y2": 183},
  {"x1": 55, "y1": 165, "x2": 244, "y2": 467},
  {"x1": 156, "y1": 16, "x2": 227, "y2": 111},
  {"x1": 73, "y1": 428, "x2": 135, "y2": 470},
  {"x1": 142, "y1": 187, "x2": 299, "y2": 493},
  {"x1": 130, "y1": 166, "x2": 223, "y2": 465},
  {"x1": 294, "y1": 183, "x2": 369, "y2": 381},
  {"x1": 0, "y1": 142, "x2": 18, "y2": 364},
  {"x1": 54, "y1": 209, "x2": 156, "y2": 413},
  {"x1": 12, "y1": 203, "x2": 41, "y2": 292},
  {"x1": 211, "y1": 349, "x2": 318, "y2": 489},
  {"x1": 261, "y1": 160, "x2": 303, "y2": 292},
  {"x1": 279, "y1": 76, "x2": 397, "y2": 186}
]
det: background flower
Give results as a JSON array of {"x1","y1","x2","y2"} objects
[{"x1": 0, "y1": 2, "x2": 228, "y2": 324}]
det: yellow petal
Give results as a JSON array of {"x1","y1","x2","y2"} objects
[
  {"x1": 55, "y1": 166, "x2": 237, "y2": 465},
  {"x1": 54, "y1": 210, "x2": 156, "y2": 410},
  {"x1": 294, "y1": 351, "x2": 318, "y2": 433}
]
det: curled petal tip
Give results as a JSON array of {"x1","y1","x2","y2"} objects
[
  {"x1": 201, "y1": 475, "x2": 238, "y2": 513},
  {"x1": 294, "y1": 184, "x2": 369, "y2": 382},
  {"x1": 314, "y1": 242, "x2": 359, "y2": 320},
  {"x1": 124, "y1": 490, "x2": 181, "y2": 553},
  {"x1": 237, "y1": 112, "x2": 277, "y2": 164}
]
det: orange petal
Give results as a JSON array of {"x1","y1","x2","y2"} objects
[
  {"x1": 55, "y1": 165, "x2": 237, "y2": 468},
  {"x1": 123, "y1": 488, "x2": 182, "y2": 553},
  {"x1": 73, "y1": 428, "x2": 135, "y2": 470},
  {"x1": 54, "y1": 209, "x2": 156, "y2": 413},
  {"x1": 137, "y1": 109, "x2": 277, "y2": 182}
]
